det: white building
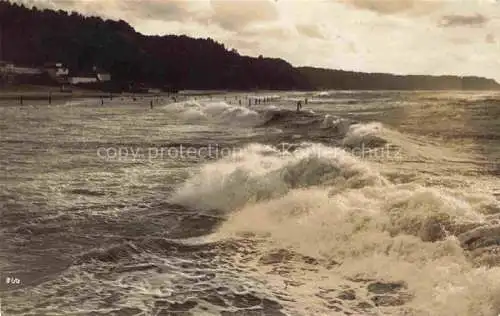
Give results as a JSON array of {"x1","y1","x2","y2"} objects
[
  {"x1": 96, "y1": 72, "x2": 111, "y2": 82},
  {"x1": 68, "y1": 76, "x2": 98, "y2": 84},
  {"x1": 0, "y1": 61, "x2": 14, "y2": 72},
  {"x1": 45, "y1": 62, "x2": 69, "y2": 78},
  {"x1": 92, "y1": 66, "x2": 111, "y2": 82},
  {"x1": 0, "y1": 62, "x2": 42, "y2": 75},
  {"x1": 11, "y1": 66, "x2": 43, "y2": 75}
]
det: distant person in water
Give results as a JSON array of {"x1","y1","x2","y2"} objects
[{"x1": 296, "y1": 100, "x2": 302, "y2": 112}]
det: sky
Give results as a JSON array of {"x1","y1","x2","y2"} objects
[{"x1": 16, "y1": 0, "x2": 500, "y2": 81}]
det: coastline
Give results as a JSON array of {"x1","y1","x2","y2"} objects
[
  {"x1": 1, "y1": 85, "x2": 499, "y2": 103},
  {"x1": 0, "y1": 85, "x2": 175, "y2": 101}
]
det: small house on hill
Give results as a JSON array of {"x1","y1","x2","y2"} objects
[
  {"x1": 44, "y1": 62, "x2": 69, "y2": 78},
  {"x1": 93, "y1": 66, "x2": 111, "y2": 82},
  {"x1": 0, "y1": 61, "x2": 42, "y2": 75},
  {"x1": 68, "y1": 71, "x2": 98, "y2": 85},
  {"x1": 0, "y1": 61, "x2": 14, "y2": 72}
]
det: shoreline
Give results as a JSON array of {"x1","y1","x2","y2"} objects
[
  {"x1": 0, "y1": 87, "x2": 177, "y2": 101},
  {"x1": 1, "y1": 85, "x2": 499, "y2": 102}
]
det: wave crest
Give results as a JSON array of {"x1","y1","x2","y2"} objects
[{"x1": 169, "y1": 143, "x2": 387, "y2": 212}]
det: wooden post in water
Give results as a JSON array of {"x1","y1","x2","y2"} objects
[
  {"x1": 48, "y1": 92, "x2": 52, "y2": 105},
  {"x1": 20, "y1": 96, "x2": 23, "y2": 105}
]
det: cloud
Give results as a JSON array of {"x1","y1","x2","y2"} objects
[
  {"x1": 12, "y1": 0, "x2": 500, "y2": 82},
  {"x1": 210, "y1": 0, "x2": 279, "y2": 31},
  {"x1": 241, "y1": 23, "x2": 290, "y2": 39},
  {"x1": 296, "y1": 24, "x2": 325, "y2": 39},
  {"x1": 449, "y1": 37, "x2": 473, "y2": 45},
  {"x1": 18, "y1": 0, "x2": 209, "y2": 23},
  {"x1": 439, "y1": 14, "x2": 488, "y2": 27},
  {"x1": 119, "y1": 0, "x2": 191, "y2": 22},
  {"x1": 339, "y1": 0, "x2": 441, "y2": 15},
  {"x1": 18, "y1": 0, "x2": 102, "y2": 14},
  {"x1": 115, "y1": 0, "x2": 215, "y2": 26},
  {"x1": 486, "y1": 33, "x2": 496, "y2": 44}
]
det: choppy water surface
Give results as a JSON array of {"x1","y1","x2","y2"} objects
[{"x1": 1, "y1": 91, "x2": 499, "y2": 315}]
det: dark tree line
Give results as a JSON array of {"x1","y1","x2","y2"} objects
[
  {"x1": 298, "y1": 67, "x2": 500, "y2": 91},
  {"x1": 0, "y1": 1, "x2": 498, "y2": 91},
  {"x1": 0, "y1": 1, "x2": 310, "y2": 91}
]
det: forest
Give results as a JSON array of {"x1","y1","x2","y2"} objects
[{"x1": 0, "y1": 1, "x2": 498, "y2": 91}]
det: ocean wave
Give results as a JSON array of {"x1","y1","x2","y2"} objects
[
  {"x1": 162, "y1": 100, "x2": 265, "y2": 126},
  {"x1": 207, "y1": 155, "x2": 500, "y2": 315},
  {"x1": 169, "y1": 143, "x2": 387, "y2": 212},
  {"x1": 167, "y1": 135, "x2": 500, "y2": 315},
  {"x1": 342, "y1": 122, "x2": 387, "y2": 148}
]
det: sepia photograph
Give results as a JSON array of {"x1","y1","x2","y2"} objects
[{"x1": 0, "y1": 0, "x2": 499, "y2": 315}]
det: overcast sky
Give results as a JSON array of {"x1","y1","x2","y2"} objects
[{"x1": 18, "y1": 0, "x2": 500, "y2": 81}]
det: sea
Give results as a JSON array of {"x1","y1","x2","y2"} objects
[{"x1": 1, "y1": 90, "x2": 499, "y2": 316}]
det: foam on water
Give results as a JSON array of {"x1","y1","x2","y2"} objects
[
  {"x1": 169, "y1": 143, "x2": 387, "y2": 212},
  {"x1": 3, "y1": 91, "x2": 500, "y2": 315},
  {"x1": 315, "y1": 91, "x2": 331, "y2": 97},
  {"x1": 342, "y1": 121, "x2": 484, "y2": 167},
  {"x1": 213, "y1": 183, "x2": 500, "y2": 315},
  {"x1": 342, "y1": 122, "x2": 387, "y2": 148},
  {"x1": 162, "y1": 99, "x2": 264, "y2": 126},
  {"x1": 170, "y1": 141, "x2": 500, "y2": 315}
]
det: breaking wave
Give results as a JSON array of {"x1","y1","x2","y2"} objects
[
  {"x1": 343, "y1": 122, "x2": 387, "y2": 148},
  {"x1": 170, "y1": 140, "x2": 500, "y2": 315},
  {"x1": 169, "y1": 143, "x2": 387, "y2": 212},
  {"x1": 163, "y1": 100, "x2": 265, "y2": 126}
]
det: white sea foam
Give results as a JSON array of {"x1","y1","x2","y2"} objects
[
  {"x1": 321, "y1": 114, "x2": 351, "y2": 134},
  {"x1": 343, "y1": 122, "x2": 386, "y2": 147},
  {"x1": 163, "y1": 100, "x2": 263, "y2": 126},
  {"x1": 213, "y1": 180, "x2": 500, "y2": 315},
  {"x1": 169, "y1": 143, "x2": 387, "y2": 212},
  {"x1": 170, "y1": 139, "x2": 500, "y2": 315},
  {"x1": 315, "y1": 91, "x2": 332, "y2": 97}
]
